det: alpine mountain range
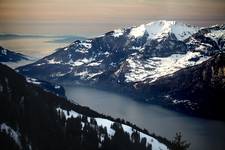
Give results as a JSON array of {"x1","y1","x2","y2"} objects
[{"x1": 15, "y1": 20, "x2": 225, "y2": 120}]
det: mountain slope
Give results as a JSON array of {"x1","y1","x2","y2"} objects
[
  {"x1": 0, "y1": 46, "x2": 29, "y2": 62},
  {"x1": 0, "y1": 46, "x2": 33, "y2": 69},
  {"x1": 17, "y1": 20, "x2": 225, "y2": 119},
  {"x1": 136, "y1": 53, "x2": 225, "y2": 120},
  {"x1": 0, "y1": 64, "x2": 172, "y2": 150}
]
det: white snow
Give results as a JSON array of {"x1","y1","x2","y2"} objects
[
  {"x1": 129, "y1": 20, "x2": 199, "y2": 41},
  {"x1": 87, "y1": 60, "x2": 103, "y2": 66},
  {"x1": 0, "y1": 123, "x2": 22, "y2": 149},
  {"x1": 56, "y1": 108, "x2": 80, "y2": 119},
  {"x1": 47, "y1": 58, "x2": 62, "y2": 64},
  {"x1": 172, "y1": 99, "x2": 198, "y2": 110},
  {"x1": 74, "y1": 69, "x2": 103, "y2": 80},
  {"x1": 50, "y1": 72, "x2": 67, "y2": 77},
  {"x1": 205, "y1": 29, "x2": 225, "y2": 40},
  {"x1": 139, "y1": 132, "x2": 168, "y2": 150},
  {"x1": 55, "y1": 85, "x2": 61, "y2": 89},
  {"x1": 95, "y1": 118, "x2": 116, "y2": 136},
  {"x1": 74, "y1": 70, "x2": 89, "y2": 78},
  {"x1": 71, "y1": 61, "x2": 84, "y2": 66},
  {"x1": 56, "y1": 107, "x2": 168, "y2": 150},
  {"x1": 67, "y1": 57, "x2": 95, "y2": 66},
  {"x1": 125, "y1": 51, "x2": 210, "y2": 83},
  {"x1": 26, "y1": 77, "x2": 41, "y2": 85},
  {"x1": 75, "y1": 47, "x2": 89, "y2": 53},
  {"x1": 205, "y1": 29, "x2": 225, "y2": 49},
  {"x1": 80, "y1": 42, "x2": 92, "y2": 49},
  {"x1": 129, "y1": 24, "x2": 146, "y2": 38},
  {"x1": 87, "y1": 62, "x2": 101, "y2": 66},
  {"x1": 34, "y1": 63, "x2": 46, "y2": 66},
  {"x1": 1, "y1": 48, "x2": 7, "y2": 55},
  {"x1": 113, "y1": 29, "x2": 124, "y2": 37},
  {"x1": 87, "y1": 72, "x2": 103, "y2": 79},
  {"x1": 104, "y1": 51, "x2": 110, "y2": 55},
  {"x1": 131, "y1": 46, "x2": 143, "y2": 50},
  {"x1": 80, "y1": 58, "x2": 94, "y2": 63}
]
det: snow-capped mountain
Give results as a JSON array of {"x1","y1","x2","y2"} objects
[
  {"x1": 0, "y1": 64, "x2": 172, "y2": 150},
  {"x1": 129, "y1": 20, "x2": 199, "y2": 41},
  {"x1": 17, "y1": 20, "x2": 225, "y2": 119},
  {"x1": 0, "y1": 46, "x2": 33, "y2": 69}
]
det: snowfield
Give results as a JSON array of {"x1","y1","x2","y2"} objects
[
  {"x1": 130, "y1": 20, "x2": 199, "y2": 41},
  {"x1": 124, "y1": 51, "x2": 210, "y2": 83},
  {"x1": 113, "y1": 29, "x2": 125, "y2": 38},
  {"x1": 56, "y1": 107, "x2": 168, "y2": 150}
]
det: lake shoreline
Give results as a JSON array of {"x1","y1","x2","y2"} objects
[{"x1": 64, "y1": 86, "x2": 225, "y2": 150}]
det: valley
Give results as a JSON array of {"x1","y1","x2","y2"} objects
[{"x1": 65, "y1": 86, "x2": 225, "y2": 150}]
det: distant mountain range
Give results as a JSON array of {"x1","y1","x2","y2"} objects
[
  {"x1": 16, "y1": 20, "x2": 225, "y2": 120},
  {"x1": 0, "y1": 46, "x2": 29, "y2": 63},
  {"x1": 0, "y1": 46, "x2": 35, "y2": 69},
  {"x1": 0, "y1": 46, "x2": 66, "y2": 96},
  {"x1": 0, "y1": 64, "x2": 176, "y2": 150},
  {"x1": 0, "y1": 33, "x2": 86, "y2": 43}
]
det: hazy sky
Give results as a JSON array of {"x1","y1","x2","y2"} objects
[{"x1": 0, "y1": 0, "x2": 225, "y2": 37}]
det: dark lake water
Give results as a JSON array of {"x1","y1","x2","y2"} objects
[{"x1": 65, "y1": 86, "x2": 225, "y2": 150}]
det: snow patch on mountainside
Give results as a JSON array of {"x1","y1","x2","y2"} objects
[
  {"x1": 74, "y1": 69, "x2": 103, "y2": 80},
  {"x1": 80, "y1": 41, "x2": 92, "y2": 49},
  {"x1": 205, "y1": 29, "x2": 225, "y2": 46},
  {"x1": 56, "y1": 107, "x2": 168, "y2": 150},
  {"x1": 26, "y1": 77, "x2": 41, "y2": 85},
  {"x1": 130, "y1": 24, "x2": 146, "y2": 38},
  {"x1": 87, "y1": 60, "x2": 103, "y2": 66},
  {"x1": 1, "y1": 48, "x2": 7, "y2": 55},
  {"x1": 125, "y1": 51, "x2": 210, "y2": 83},
  {"x1": 113, "y1": 29, "x2": 124, "y2": 37},
  {"x1": 47, "y1": 58, "x2": 62, "y2": 64},
  {"x1": 66, "y1": 57, "x2": 95, "y2": 67}
]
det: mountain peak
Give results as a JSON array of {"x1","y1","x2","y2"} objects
[
  {"x1": 129, "y1": 20, "x2": 199, "y2": 40},
  {"x1": 147, "y1": 20, "x2": 177, "y2": 25}
]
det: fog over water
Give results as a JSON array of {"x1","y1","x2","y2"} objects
[
  {"x1": 65, "y1": 86, "x2": 225, "y2": 150},
  {"x1": 0, "y1": 35, "x2": 85, "y2": 58}
]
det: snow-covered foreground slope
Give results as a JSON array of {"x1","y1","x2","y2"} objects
[
  {"x1": 57, "y1": 107, "x2": 168, "y2": 150},
  {"x1": 1, "y1": 64, "x2": 173, "y2": 150}
]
